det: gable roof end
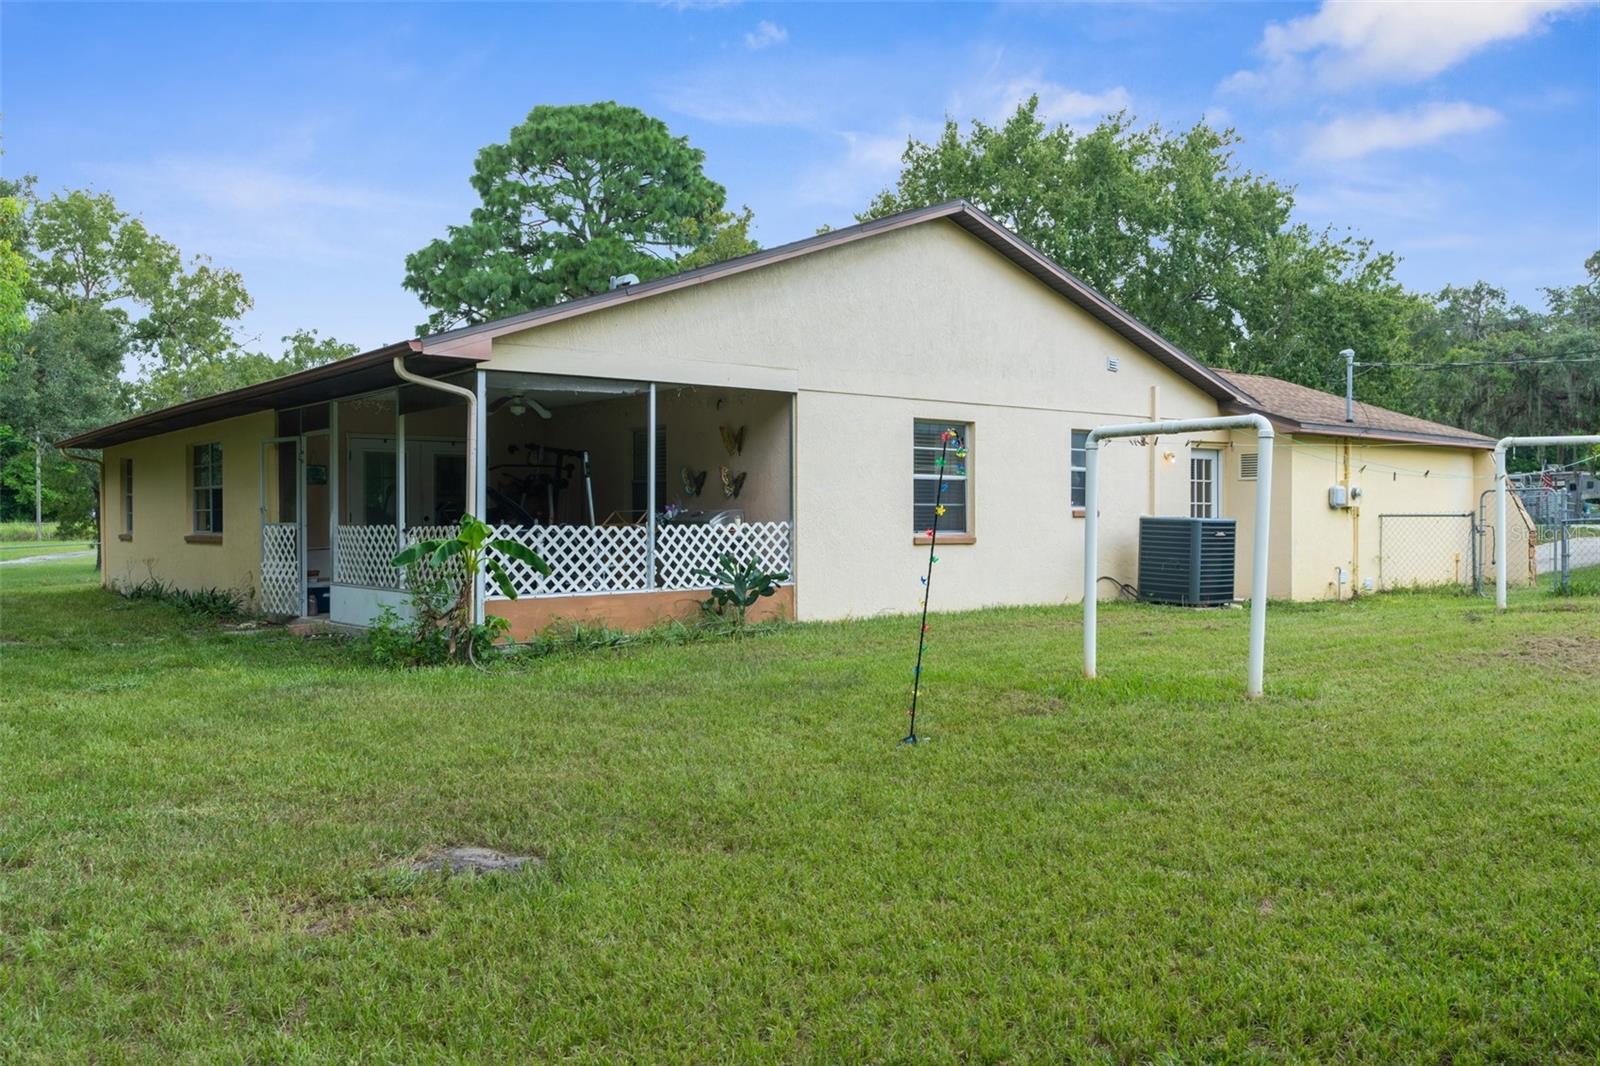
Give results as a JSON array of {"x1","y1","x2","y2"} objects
[{"x1": 419, "y1": 200, "x2": 1241, "y2": 402}]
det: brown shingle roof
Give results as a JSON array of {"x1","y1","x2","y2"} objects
[{"x1": 1214, "y1": 369, "x2": 1493, "y2": 449}]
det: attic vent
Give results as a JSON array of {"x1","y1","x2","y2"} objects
[
  {"x1": 1106, "y1": 354, "x2": 1121, "y2": 372},
  {"x1": 1239, "y1": 452, "x2": 1259, "y2": 480}
]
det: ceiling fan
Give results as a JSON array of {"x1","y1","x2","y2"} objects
[{"x1": 489, "y1": 390, "x2": 553, "y2": 419}]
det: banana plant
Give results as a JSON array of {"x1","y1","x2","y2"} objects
[
  {"x1": 694, "y1": 552, "x2": 789, "y2": 628},
  {"x1": 392, "y1": 514, "x2": 550, "y2": 662}
]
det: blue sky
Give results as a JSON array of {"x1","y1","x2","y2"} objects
[{"x1": 4, "y1": 1, "x2": 1597, "y2": 354}]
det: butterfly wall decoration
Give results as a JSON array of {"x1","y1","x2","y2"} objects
[
  {"x1": 719, "y1": 424, "x2": 745, "y2": 456},
  {"x1": 680, "y1": 466, "x2": 707, "y2": 498},
  {"x1": 721, "y1": 466, "x2": 747, "y2": 499}
]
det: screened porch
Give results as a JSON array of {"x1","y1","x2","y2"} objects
[{"x1": 259, "y1": 371, "x2": 795, "y2": 630}]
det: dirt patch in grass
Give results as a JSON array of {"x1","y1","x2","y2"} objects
[
  {"x1": 1500, "y1": 632, "x2": 1600, "y2": 676},
  {"x1": 996, "y1": 690, "x2": 1064, "y2": 717},
  {"x1": 410, "y1": 846, "x2": 542, "y2": 875}
]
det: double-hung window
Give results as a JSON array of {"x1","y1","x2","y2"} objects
[
  {"x1": 193, "y1": 442, "x2": 224, "y2": 534},
  {"x1": 1070, "y1": 430, "x2": 1089, "y2": 511},
  {"x1": 121, "y1": 458, "x2": 134, "y2": 536},
  {"x1": 913, "y1": 419, "x2": 970, "y2": 536}
]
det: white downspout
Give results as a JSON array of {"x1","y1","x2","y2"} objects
[
  {"x1": 1084, "y1": 413, "x2": 1275, "y2": 697},
  {"x1": 392, "y1": 355, "x2": 480, "y2": 619},
  {"x1": 1496, "y1": 433, "x2": 1600, "y2": 609}
]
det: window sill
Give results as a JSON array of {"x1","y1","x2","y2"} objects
[
  {"x1": 914, "y1": 533, "x2": 975, "y2": 546},
  {"x1": 185, "y1": 532, "x2": 223, "y2": 545},
  {"x1": 117, "y1": 532, "x2": 133, "y2": 542}
]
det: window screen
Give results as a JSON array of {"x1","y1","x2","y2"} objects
[
  {"x1": 1071, "y1": 430, "x2": 1089, "y2": 509},
  {"x1": 121, "y1": 458, "x2": 133, "y2": 535},
  {"x1": 631, "y1": 426, "x2": 667, "y2": 514},
  {"x1": 913, "y1": 420, "x2": 969, "y2": 534},
  {"x1": 193, "y1": 442, "x2": 223, "y2": 533}
]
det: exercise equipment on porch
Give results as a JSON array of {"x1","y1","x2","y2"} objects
[{"x1": 489, "y1": 442, "x2": 596, "y2": 526}]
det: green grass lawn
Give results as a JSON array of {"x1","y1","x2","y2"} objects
[{"x1": 3, "y1": 558, "x2": 1599, "y2": 1062}]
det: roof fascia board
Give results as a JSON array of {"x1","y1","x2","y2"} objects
[
  {"x1": 1222, "y1": 400, "x2": 1491, "y2": 449},
  {"x1": 57, "y1": 342, "x2": 484, "y2": 449}
]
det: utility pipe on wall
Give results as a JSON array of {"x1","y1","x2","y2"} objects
[
  {"x1": 1495, "y1": 433, "x2": 1600, "y2": 609},
  {"x1": 1342, "y1": 348, "x2": 1355, "y2": 424},
  {"x1": 1084, "y1": 413, "x2": 1275, "y2": 697}
]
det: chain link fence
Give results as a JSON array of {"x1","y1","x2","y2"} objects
[
  {"x1": 1376, "y1": 512, "x2": 1476, "y2": 591},
  {"x1": 1547, "y1": 519, "x2": 1600, "y2": 593},
  {"x1": 1512, "y1": 487, "x2": 1599, "y2": 593}
]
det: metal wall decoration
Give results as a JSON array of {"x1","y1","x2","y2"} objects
[
  {"x1": 719, "y1": 424, "x2": 746, "y2": 456},
  {"x1": 681, "y1": 466, "x2": 708, "y2": 498},
  {"x1": 904, "y1": 427, "x2": 965, "y2": 745},
  {"x1": 720, "y1": 466, "x2": 746, "y2": 499}
]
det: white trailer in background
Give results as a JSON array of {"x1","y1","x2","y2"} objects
[
  {"x1": 1496, "y1": 433, "x2": 1600, "y2": 609},
  {"x1": 1083, "y1": 414, "x2": 1276, "y2": 697}
]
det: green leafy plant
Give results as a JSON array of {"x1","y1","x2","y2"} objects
[
  {"x1": 390, "y1": 514, "x2": 550, "y2": 664},
  {"x1": 120, "y1": 577, "x2": 247, "y2": 619},
  {"x1": 694, "y1": 552, "x2": 789, "y2": 629}
]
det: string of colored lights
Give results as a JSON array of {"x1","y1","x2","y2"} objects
[{"x1": 904, "y1": 428, "x2": 965, "y2": 745}]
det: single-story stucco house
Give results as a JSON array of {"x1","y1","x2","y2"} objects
[{"x1": 61, "y1": 201, "x2": 1533, "y2": 638}]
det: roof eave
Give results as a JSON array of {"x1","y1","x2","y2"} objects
[
  {"x1": 57, "y1": 340, "x2": 486, "y2": 450},
  {"x1": 1221, "y1": 401, "x2": 1494, "y2": 450}
]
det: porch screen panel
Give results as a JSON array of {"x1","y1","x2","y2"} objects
[{"x1": 913, "y1": 420, "x2": 969, "y2": 534}]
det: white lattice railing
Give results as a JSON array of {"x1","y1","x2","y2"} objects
[
  {"x1": 260, "y1": 522, "x2": 301, "y2": 615},
  {"x1": 330, "y1": 520, "x2": 792, "y2": 599},
  {"x1": 334, "y1": 524, "x2": 402, "y2": 588},
  {"x1": 654, "y1": 521, "x2": 792, "y2": 591},
  {"x1": 485, "y1": 524, "x2": 651, "y2": 597}
]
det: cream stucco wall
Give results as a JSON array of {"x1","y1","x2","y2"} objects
[
  {"x1": 485, "y1": 219, "x2": 1221, "y2": 620},
  {"x1": 1222, "y1": 432, "x2": 1497, "y2": 600},
  {"x1": 101, "y1": 220, "x2": 1512, "y2": 622},
  {"x1": 101, "y1": 411, "x2": 276, "y2": 603}
]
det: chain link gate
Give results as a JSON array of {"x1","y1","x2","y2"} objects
[
  {"x1": 1552, "y1": 519, "x2": 1600, "y2": 593},
  {"x1": 1376, "y1": 512, "x2": 1477, "y2": 591},
  {"x1": 1511, "y1": 487, "x2": 1599, "y2": 593}
]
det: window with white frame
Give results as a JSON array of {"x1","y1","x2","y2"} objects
[
  {"x1": 913, "y1": 419, "x2": 970, "y2": 535},
  {"x1": 1189, "y1": 449, "x2": 1219, "y2": 518},
  {"x1": 121, "y1": 458, "x2": 133, "y2": 535},
  {"x1": 1071, "y1": 429, "x2": 1089, "y2": 510},
  {"x1": 192, "y1": 442, "x2": 223, "y2": 534}
]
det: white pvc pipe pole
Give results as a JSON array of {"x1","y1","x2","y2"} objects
[
  {"x1": 392, "y1": 355, "x2": 481, "y2": 621},
  {"x1": 1495, "y1": 433, "x2": 1600, "y2": 610},
  {"x1": 1083, "y1": 414, "x2": 1275, "y2": 697}
]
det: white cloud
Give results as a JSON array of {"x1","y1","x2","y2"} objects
[
  {"x1": 1303, "y1": 101, "x2": 1502, "y2": 160},
  {"x1": 743, "y1": 20, "x2": 787, "y2": 50},
  {"x1": 953, "y1": 76, "x2": 1131, "y2": 127},
  {"x1": 123, "y1": 158, "x2": 425, "y2": 215},
  {"x1": 1225, "y1": 0, "x2": 1586, "y2": 92}
]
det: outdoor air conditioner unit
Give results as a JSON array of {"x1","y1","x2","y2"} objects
[{"x1": 1137, "y1": 516, "x2": 1237, "y2": 606}]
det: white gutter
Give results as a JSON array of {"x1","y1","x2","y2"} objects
[
  {"x1": 1084, "y1": 414, "x2": 1276, "y2": 697},
  {"x1": 393, "y1": 354, "x2": 481, "y2": 620},
  {"x1": 1495, "y1": 433, "x2": 1600, "y2": 609}
]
